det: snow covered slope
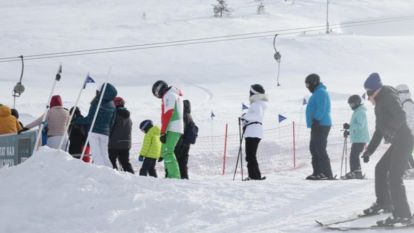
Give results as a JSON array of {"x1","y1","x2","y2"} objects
[{"x1": 1, "y1": 0, "x2": 414, "y2": 232}]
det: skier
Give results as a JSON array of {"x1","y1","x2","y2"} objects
[
  {"x1": 395, "y1": 84, "x2": 414, "y2": 175},
  {"x1": 10, "y1": 109, "x2": 24, "y2": 129},
  {"x1": 361, "y1": 73, "x2": 414, "y2": 226},
  {"x1": 342, "y1": 95, "x2": 369, "y2": 179},
  {"x1": 152, "y1": 80, "x2": 183, "y2": 179},
  {"x1": 74, "y1": 83, "x2": 117, "y2": 167},
  {"x1": 108, "y1": 97, "x2": 134, "y2": 174},
  {"x1": 138, "y1": 120, "x2": 161, "y2": 177},
  {"x1": 305, "y1": 74, "x2": 334, "y2": 180},
  {"x1": 175, "y1": 99, "x2": 198, "y2": 179},
  {"x1": 241, "y1": 84, "x2": 268, "y2": 180},
  {"x1": 24, "y1": 95, "x2": 69, "y2": 149},
  {"x1": 67, "y1": 107, "x2": 90, "y2": 162},
  {"x1": 0, "y1": 104, "x2": 23, "y2": 135}
]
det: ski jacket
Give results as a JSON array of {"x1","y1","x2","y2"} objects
[
  {"x1": 26, "y1": 106, "x2": 69, "y2": 137},
  {"x1": 109, "y1": 107, "x2": 132, "y2": 149},
  {"x1": 75, "y1": 83, "x2": 117, "y2": 136},
  {"x1": 176, "y1": 99, "x2": 197, "y2": 148},
  {"x1": 0, "y1": 105, "x2": 22, "y2": 135},
  {"x1": 242, "y1": 94, "x2": 268, "y2": 139},
  {"x1": 161, "y1": 87, "x2": 184, "y2": 134},
  {"x1": 397, "y1": 90, "x2": 414, "y2": 139},
  {"x1": 349, "y1": 105, "x2": 370, "y2": 143},
  {"x1": 366, "y1": 86, "x2": 408, "y2": 154},
  {"x1": 306, "y1": 83, "x2": 332, "y2": 128},
  {"x1": 140, "y1": 125, "x2": 161, "y2": 159}
]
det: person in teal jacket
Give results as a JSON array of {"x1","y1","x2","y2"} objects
[
  {"x1": 305, "y1": 74, "x2": 334, "y2": 180},
  {"x1": 343, "y1": 95, "x2": 370, "y2": 179}
]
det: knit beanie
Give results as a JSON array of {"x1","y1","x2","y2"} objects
[{"x1": 364, "y1": 73, "x2": 383, "y2": 92}]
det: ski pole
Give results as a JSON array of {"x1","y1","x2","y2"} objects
[
  {"x1": 233, "y1": 117, "x2": 243, "y2": 181},
  {"x1": 80, "y1": 68, "x2": 112, "y2": 160},
  {"x1": 340, "y1": 135, "x2": 346, "y2": 178},
  {"x1": 33, "y1": 64, "x2": 62, "y2": 152},
  {"x1": 58, "y1": 75, "x2": 91, "y2": 150},
  {"x1": 239, "y1": 117, "x2": 244, "y2": 181}
]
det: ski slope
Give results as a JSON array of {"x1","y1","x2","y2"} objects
[{"x1": 1, "y1": 0, "x2": 414, "y2": 232}]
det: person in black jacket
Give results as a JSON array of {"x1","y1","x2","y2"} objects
[
  {"x1": 68, "y1": 107, "x2": 87, "y2": 157},
  {"x1": 361, "y1": 73, "x2": 414, "y2": 226},
  {"x1": 108, "y1": 97, "x2": 134, "y2": 174},
  {"x1": 174, "y1": 99, "x2": 195, "y2": 179}
]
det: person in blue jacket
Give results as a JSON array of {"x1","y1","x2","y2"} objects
[
  {"x1": 343, "y1": 95, "x2": 370, "y2": 179},
  {"x1": 305, "y1": 74, "x2": 334, "y2": 180},
  {"x1": 74, "y1": 83, "x2": 117, "y2": 167}
]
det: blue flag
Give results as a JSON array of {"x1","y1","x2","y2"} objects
[
  {"x1": 242, "y1": 103, "x2": 249, "y2": 110},
  {"x1": 278, "y1": 114, "x2": 287, "y2": 123},
  {"x1": 210, "y1": 111, "x2": 215, "y2": 119},
  {"x1": 83, "y1": 75, "x2": 95, "y2": 89},
  {"x1": 302, "y1": 98, "x2": 307, "y2": 105}
]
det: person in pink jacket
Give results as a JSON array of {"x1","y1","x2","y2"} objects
[{"x1": 24, "y1": 95, "x2": 69, "y2": 149}]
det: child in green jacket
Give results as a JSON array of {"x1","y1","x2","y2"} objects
[{"x1": 139, "y1": 120, "x2": 161, "y2": 177}]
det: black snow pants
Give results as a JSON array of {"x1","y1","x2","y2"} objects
[
  {"x1": 175, "y1": 144, "x2": 190, "y2": 179},
  {"x1": 139, "y1": 158, "x2": 158, "y2": 177},
  {"x1": 245, "y1": 137, "x2": 262, "y2": 179},
  {"x1": 375, "y1": 126, "x2": 413, "y2": 219},
  {"x1": 309, "y1": 125, "x2": 333, "y2": 178},
  {"x1": 108, "y1": 149, "x2": 135, "y2": 174},
  {"x1": 350, "y1": 143, "x2": 365, "y2": 172}
]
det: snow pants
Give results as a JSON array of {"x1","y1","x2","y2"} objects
[
  {"x1": 309, "y1": 125, "x2": 333, "y2": 178},
  {"x1": 245, "y1": 137, "x2": 262, "y2": 179},
  {"x1": 350, "y1": 143, "x2": 365, "y2": 172},
  {"x1": 108, "y1": 148, "x2": 134, "y2": 174},
  {"x1": 175, "y1": 143, "x2": 190, "y2": 179},
  {"x1": 89, "y1": 132, "x2": 112, "y2": 167},
  {"x1": 375, "y1": 126, "x2": 413, "y2": 219},
  {"x1": 139, "y1": 158, "x2": 157, "y2": 177},
  {"x1": 162, "y1": 131, "x2": 181, "y2": 179}
]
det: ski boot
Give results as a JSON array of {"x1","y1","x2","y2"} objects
[
  {"x1": 343, "y1": 170, "x2": 364, "y2": 179},
  {"x1": 376, "y1": 216, "x2": 414, "y2": 226},
  {"x1": 363, "y1": 202, "x2": 393, "y2": 216}
]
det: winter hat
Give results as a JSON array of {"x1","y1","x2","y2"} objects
[
  {"x1": 11, "y1": 108, "x2": 19, "y2": 119},
  {"x1": 347, "y1": 95, "x2": 362, "y2": 110},
  {"x1": 50, "y1": 95, "x2": 63, "y2": 107},
  {"x1": 305, "y1": 74, "x2": 321, "y2": 93},
  {"x1": 250, "y1": 84, "x2": 265, "y2": 96},
  {"x1": 364, "y1": 73, "x2": 383, "y2": 94},
  {"x1": 114, "y1": 96, "x2": 125, "y2": 107},
  {"x1": 139, "y1": 120, "x2": 153, "y2": 133}
]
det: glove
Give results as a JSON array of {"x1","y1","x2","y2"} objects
[
  {"x1": 383, "y1": 131, "x2": 396, "y2": 144},
  {"x1": 343, "y1": 130, "x2": 350, "y2": 138},
  {"x1": 343, "y1": 123, "x2": 350, "y2": 130},
  {"x1": 361, "y1": 151, "x2": 371, "y2": 163},
  {"x1": 160, "y1": 134, "x2": 167, "y2": 144},
  {"x1": 138, "y1": 155, "x2": 144, "y2": 162},
  {"x1": 158, "y1": 157, "x2": 163, "y2": 162},
  {"x1": 18, "y1": 127, "x2": 29, "y2": 134}
]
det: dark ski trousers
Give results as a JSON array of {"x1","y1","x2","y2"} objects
[
  {"x1": 350, "y1": 143, "x2": 365, "y2": 172},
  {"x1": 245, "y1": 137, "x2": 262, "y2": 179},
  {"x1": 175, "y1": 144, "x2": 190, "y2": 179},
  {"x1": 108, "y1": 149, "x2": 134, "y2": 174},
  {"x1": 375, "y1": 126, "x2": 413, "y2": 219},
  {"x1": 309, "y1": 125, "x2": 333, "y2": 177},
  {"x1": 139, "y1": 158, "x2": 157, "y2": 177}
]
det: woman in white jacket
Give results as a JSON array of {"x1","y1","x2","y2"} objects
[
  {"x1": 241, "y1": 84, "x2": 268, "y2": 180},
  {"x1": 396, "y1": 84, "x2": 414, "y2": 170}
]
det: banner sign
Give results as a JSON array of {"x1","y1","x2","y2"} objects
[{"x1": 0, "y1": 131, "x2": 37, "y2": 168}]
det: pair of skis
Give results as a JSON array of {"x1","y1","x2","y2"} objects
[{"x1": 316, "y1": 212, "x2": 414, "y2": 231}]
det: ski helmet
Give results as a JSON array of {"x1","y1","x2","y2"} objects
[
  {"x1": 348, "y1": 95, "x2": 362, "y2": 110},
  {"x1": 113, "y1": 96, "x2": 125, "y2": 107},
  {"x1": 139, "y1": 120, "x2": 153, "y2": 133},
  {"x1": 305, "y1": 74, "x2": 320, "y2": 93},
  {"x1": 152, "y1": 80, "x2": 168, "y2": 98},
  {"x1": 250, "y1": 84, "x2": 265, "y2": 96},
  {"x1": 396, "y1": 84, "x2": 410, "y2": 94}
]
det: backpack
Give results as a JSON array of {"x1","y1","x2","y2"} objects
[{"x1": 183, "y1": 121, "x2": 199, "y2": 145}]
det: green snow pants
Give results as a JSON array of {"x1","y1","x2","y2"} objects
[{"x1": 162, "y1": 131, "x2": 181, "y2": 179}]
